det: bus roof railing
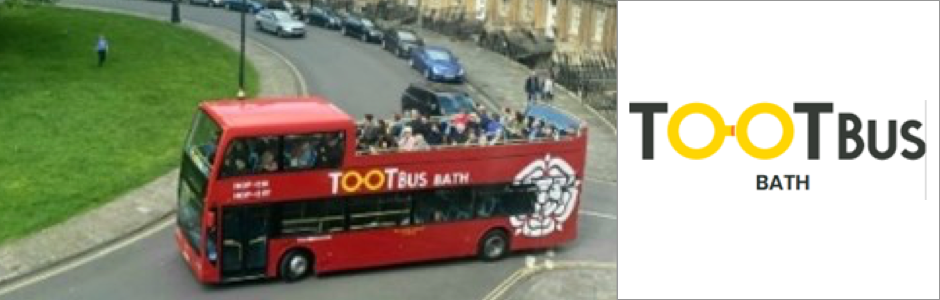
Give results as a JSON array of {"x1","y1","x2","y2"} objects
[{"x1": 523, "y1": 103, "x2": 585, "y2": 133}]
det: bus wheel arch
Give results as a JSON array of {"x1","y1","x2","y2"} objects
[
  {"x1": 278, "y1": 248, "x2": 315, "y2": 282},
  {"x1": 478, "y1": 228, "x2": 510, "y2": 261}
]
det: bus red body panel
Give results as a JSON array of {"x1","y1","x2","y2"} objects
[{"x1": 176, "y1": 97, "x2": 587, "y2": 284}]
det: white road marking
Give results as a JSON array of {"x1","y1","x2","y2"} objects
[
  {"x1": 581, "y1": 210, "x2": 617, "y2": 220},
  {"x1": 0, "y1": 217, "x2": 174, "y2": 297},
  {"x1": 585, "y1": 176, "x2": 617, "y2": 186}
]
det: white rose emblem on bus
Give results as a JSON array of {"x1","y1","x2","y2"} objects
[{"x1": 510, "y1": 155, "x2": 580, "y2": 237}]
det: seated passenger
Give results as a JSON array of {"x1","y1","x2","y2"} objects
[
  {"x1": 222, "y1": 140, "x2": 250, "y2": 176},
  {"x1": 398, "y1": 127, "x2": 417, "y2": 150},
  {"x1": 359, "y1": 114, "x2": 379, "y2": 149},
  {"x1": 319, "y1": 135, "x2": 343, "y2": 168},
  {"x1": 260, "y1": 150, "x2": 278, "y2": 172},
  {"x1": 289, "y1": 140, "x2": 316, "y2": 168},
  {"x1": 484, "y1": 112, "x2": 504, "y2": 144},
  {"x1": 449, "y1": 123, "x2": 470, "y2": 145},
  {"x1": 412, "y1": 134, "x2": 430, "y2": 151},
  {"x1": 425, "y1": 124, "x2": 444, "y2": 146}
]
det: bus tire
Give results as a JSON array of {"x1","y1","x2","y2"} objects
[
  {"x1": 279, "y1": 249, "x2": 312, "y2": 282},
  {"x1": 478, "y1": 229, "x2": 509, "y2": 261}
]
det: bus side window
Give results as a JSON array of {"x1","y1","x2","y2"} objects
[
  {"x1": 283, "y1": 134, "x2": 321, "y2": 171},
  {"x1": 317, "y1": 132, "x2": 345, "y2": 169},
  {"x1": 412, "y1": 191, "x2": 438, "y2": 225},
  {"x1": 221, "y1": 139, "x2": 252, "y2": 177}
]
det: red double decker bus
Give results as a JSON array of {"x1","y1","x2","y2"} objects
[{"x1": 175, "y1": 97, "x2": 587, "y2": 283}]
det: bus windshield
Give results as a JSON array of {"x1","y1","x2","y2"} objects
[
  {"x1": 178, "y1": 110, "x2": 219, "y2": 254},
  {"x1": 184, "y1": 110, "x2": 221, "y2": 176}
]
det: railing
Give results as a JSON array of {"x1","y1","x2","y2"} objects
[{"x1": 551, "y1": 51, "x2": 617, "y2": 125}]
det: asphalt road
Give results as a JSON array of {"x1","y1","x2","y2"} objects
[{"x1": 2, "y1": 1, "x2": 618, "y2": 299}]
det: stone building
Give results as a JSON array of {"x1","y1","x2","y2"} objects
[{"x1": 364, "y1": 0, "x2": 616, "y2": 52}]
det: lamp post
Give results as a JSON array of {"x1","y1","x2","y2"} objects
[
  {"x1": 171, "y1": 0, "x2": 181, "y2": 23},
  {"x1": 238, "y1": 0, "x2": 247, "y2": 99}
]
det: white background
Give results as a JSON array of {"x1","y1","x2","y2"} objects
[{"x1": 618, "y1": 1, "x2": 940, "y2": 299}]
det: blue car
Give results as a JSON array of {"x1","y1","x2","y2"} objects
[
  {"x1": 222, "y1": 0, "x2": 262, "y2": 13},
  {"x1": 409, "y1": 46, "x2": 465, "y2": 83}
]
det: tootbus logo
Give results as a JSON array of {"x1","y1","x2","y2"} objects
[{"x1": 630, "y1": 102, "x2": 926, "y2": 160}]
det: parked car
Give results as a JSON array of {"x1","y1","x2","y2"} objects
[
  {"x1": 401, "y1": 82, "x2": 477, "y2": 118},
  {"x1": 409, "y1": 46, "x2": 465, "y2": 83},
  {"x1": 222, "y1": 0, "x2": 263, "y2": 13},
  {"x1": 341, "y1": 15, "x2": 382, "y2": 43},
  {"x1": 306, "y1": 6, "x2": 341, "y2": 29},
  {"x1": 189, "y1": 0, "x2": 219, "y2": 7},
  {"x1": 265, "y1": 0, "x2": 301, "y2": 19},
  {"x1": 255, "y1": 9, "x2": 306, "y2": 37},
  {"x1": 382, "y1": 28, "x2": 424, "y2": 58}
]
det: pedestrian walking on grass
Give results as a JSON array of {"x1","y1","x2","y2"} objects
[
  {"x1": 96, "y1": 35, "x2": 109, "y2": 67},
  {"x1": 524, "y1": 71, "x2": 541, "y2": 104}
]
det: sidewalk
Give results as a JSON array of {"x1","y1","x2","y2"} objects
[
  {"x1": 406, "y1": 27, "x2": 618, "y2": 183},
  {"x1": 0, "y1": 4, "x2": 302, "y2": 286}
]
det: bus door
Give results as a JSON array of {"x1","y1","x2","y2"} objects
[{"x1": 220, "y1": 206, "x2": 270, "y2": 281}]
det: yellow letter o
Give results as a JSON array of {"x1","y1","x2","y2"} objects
[
  {"x1": 667, "y1": 103, "x2": 733, "y2": 160},
  {"x1": 736, "y1": 103, "x2": 794, "y2": 160},
  {"x1": 363, "y1": 169, "x2": 385, "y2": 191},
  {"x1": 341, "y1": 171, "x2": 363, "y2": 192}
]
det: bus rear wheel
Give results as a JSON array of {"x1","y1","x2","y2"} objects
[
  {"x1": 478, "y1": 229, "x2": 509, "y2": 261},
  {"x1": 279, "y1": 250, "x2": 312, "y2": 282}
]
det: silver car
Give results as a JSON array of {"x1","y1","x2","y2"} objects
[{"x1": 255, "y1": 10, "x2": 306, "y2": 38}]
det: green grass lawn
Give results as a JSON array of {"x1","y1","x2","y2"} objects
[{"x1": 0, "y1": 6, "x2": 259, "y2": 245}]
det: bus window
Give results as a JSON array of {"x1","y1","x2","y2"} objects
[
  {"x1": 279, "y1": 199, "x2": 345, "y2": 235},
  {"x1": 283, "y1": 131, "x2": 345, "y2": 170},
  {"x1": 220, "y1": 136, "x2": 280, "y2": 177},
  {"x1": 184, "y1": 111, "x2": 221, "y2": 175},
  {"x1": 436, "y1": 189, "x2": 472, "y2": 221},
  {"x1": 221, "y1": 139, "x2": 253, "y2": 177},
  {"x1": 316, "y1": 132, "x2": 345, "y2": 169},
  {"x1": 474, "y1": 184, "x2": 537, "y2": 218},
  {"x1": 283, "y1": 134, "x2": 321, "y2": 170},
  {"x1": 412, "y1": 189, "x2": 472, "y2": 224}
]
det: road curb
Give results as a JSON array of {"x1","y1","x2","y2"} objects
[
  {"x1": 480, "y1": 260, "x2": 617, "y2": 300},
  {"x1": 0, "y1": 212, "x2": 174, "y2": 295}
]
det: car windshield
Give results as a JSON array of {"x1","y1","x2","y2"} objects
[
  {"x1": 399, "y1": 31, "x2": 418, "y2": 42},
  {"x1": 362, "y1": 19, "x2": 374, "y2": 28},
  {"x1": 426, "y1": 49, "x2": 452, "y2": 61},
  {"x1": 438, "y1": 93, "x2": 475, "y2": 115},
  {"x1": 272, "y1": 11, "x2": 291, "y2": 20}
]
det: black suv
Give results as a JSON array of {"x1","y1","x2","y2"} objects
[
  {"x1": 401, "y1": 82, "x2": 477, "y2": 118},
  {"x1": 382, "y1": 28, "x2": 424, "y2": 58},
  {"x1": 341, "y1": 15, "x2": 382, "y2": 43}
]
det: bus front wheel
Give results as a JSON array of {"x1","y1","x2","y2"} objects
[
  {"x1": 478, "y1": 229, "x2": 509, "y2": 261},
  {"x1": 279, "y1": 250, "x2": 312, "y2": 282}
]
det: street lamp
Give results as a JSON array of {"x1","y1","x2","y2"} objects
[{"x1": 238, "y1": 0, "x2": 247, "y2": 99}]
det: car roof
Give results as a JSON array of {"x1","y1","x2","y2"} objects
[
  {"x1": 409, "y1": 82, "x2": 467, "y2": 95},
  {"x1": 422, "y1": 46, "x2": 450, "y2": 53}
]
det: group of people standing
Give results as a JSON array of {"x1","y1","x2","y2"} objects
[
  {"x1": 525, "y1": 70, "x2": 554, "y2": 104},
  {"x1": 356, "y1": 105, "x2": 570, "y2": 154}
]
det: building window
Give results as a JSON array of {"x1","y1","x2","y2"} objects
[
  {"x1": 568, "y1": 3, "x2": 580, "y2": 37},
  {"x1": 594, "y1": 7, "x2": 605, "y2": 43}
]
